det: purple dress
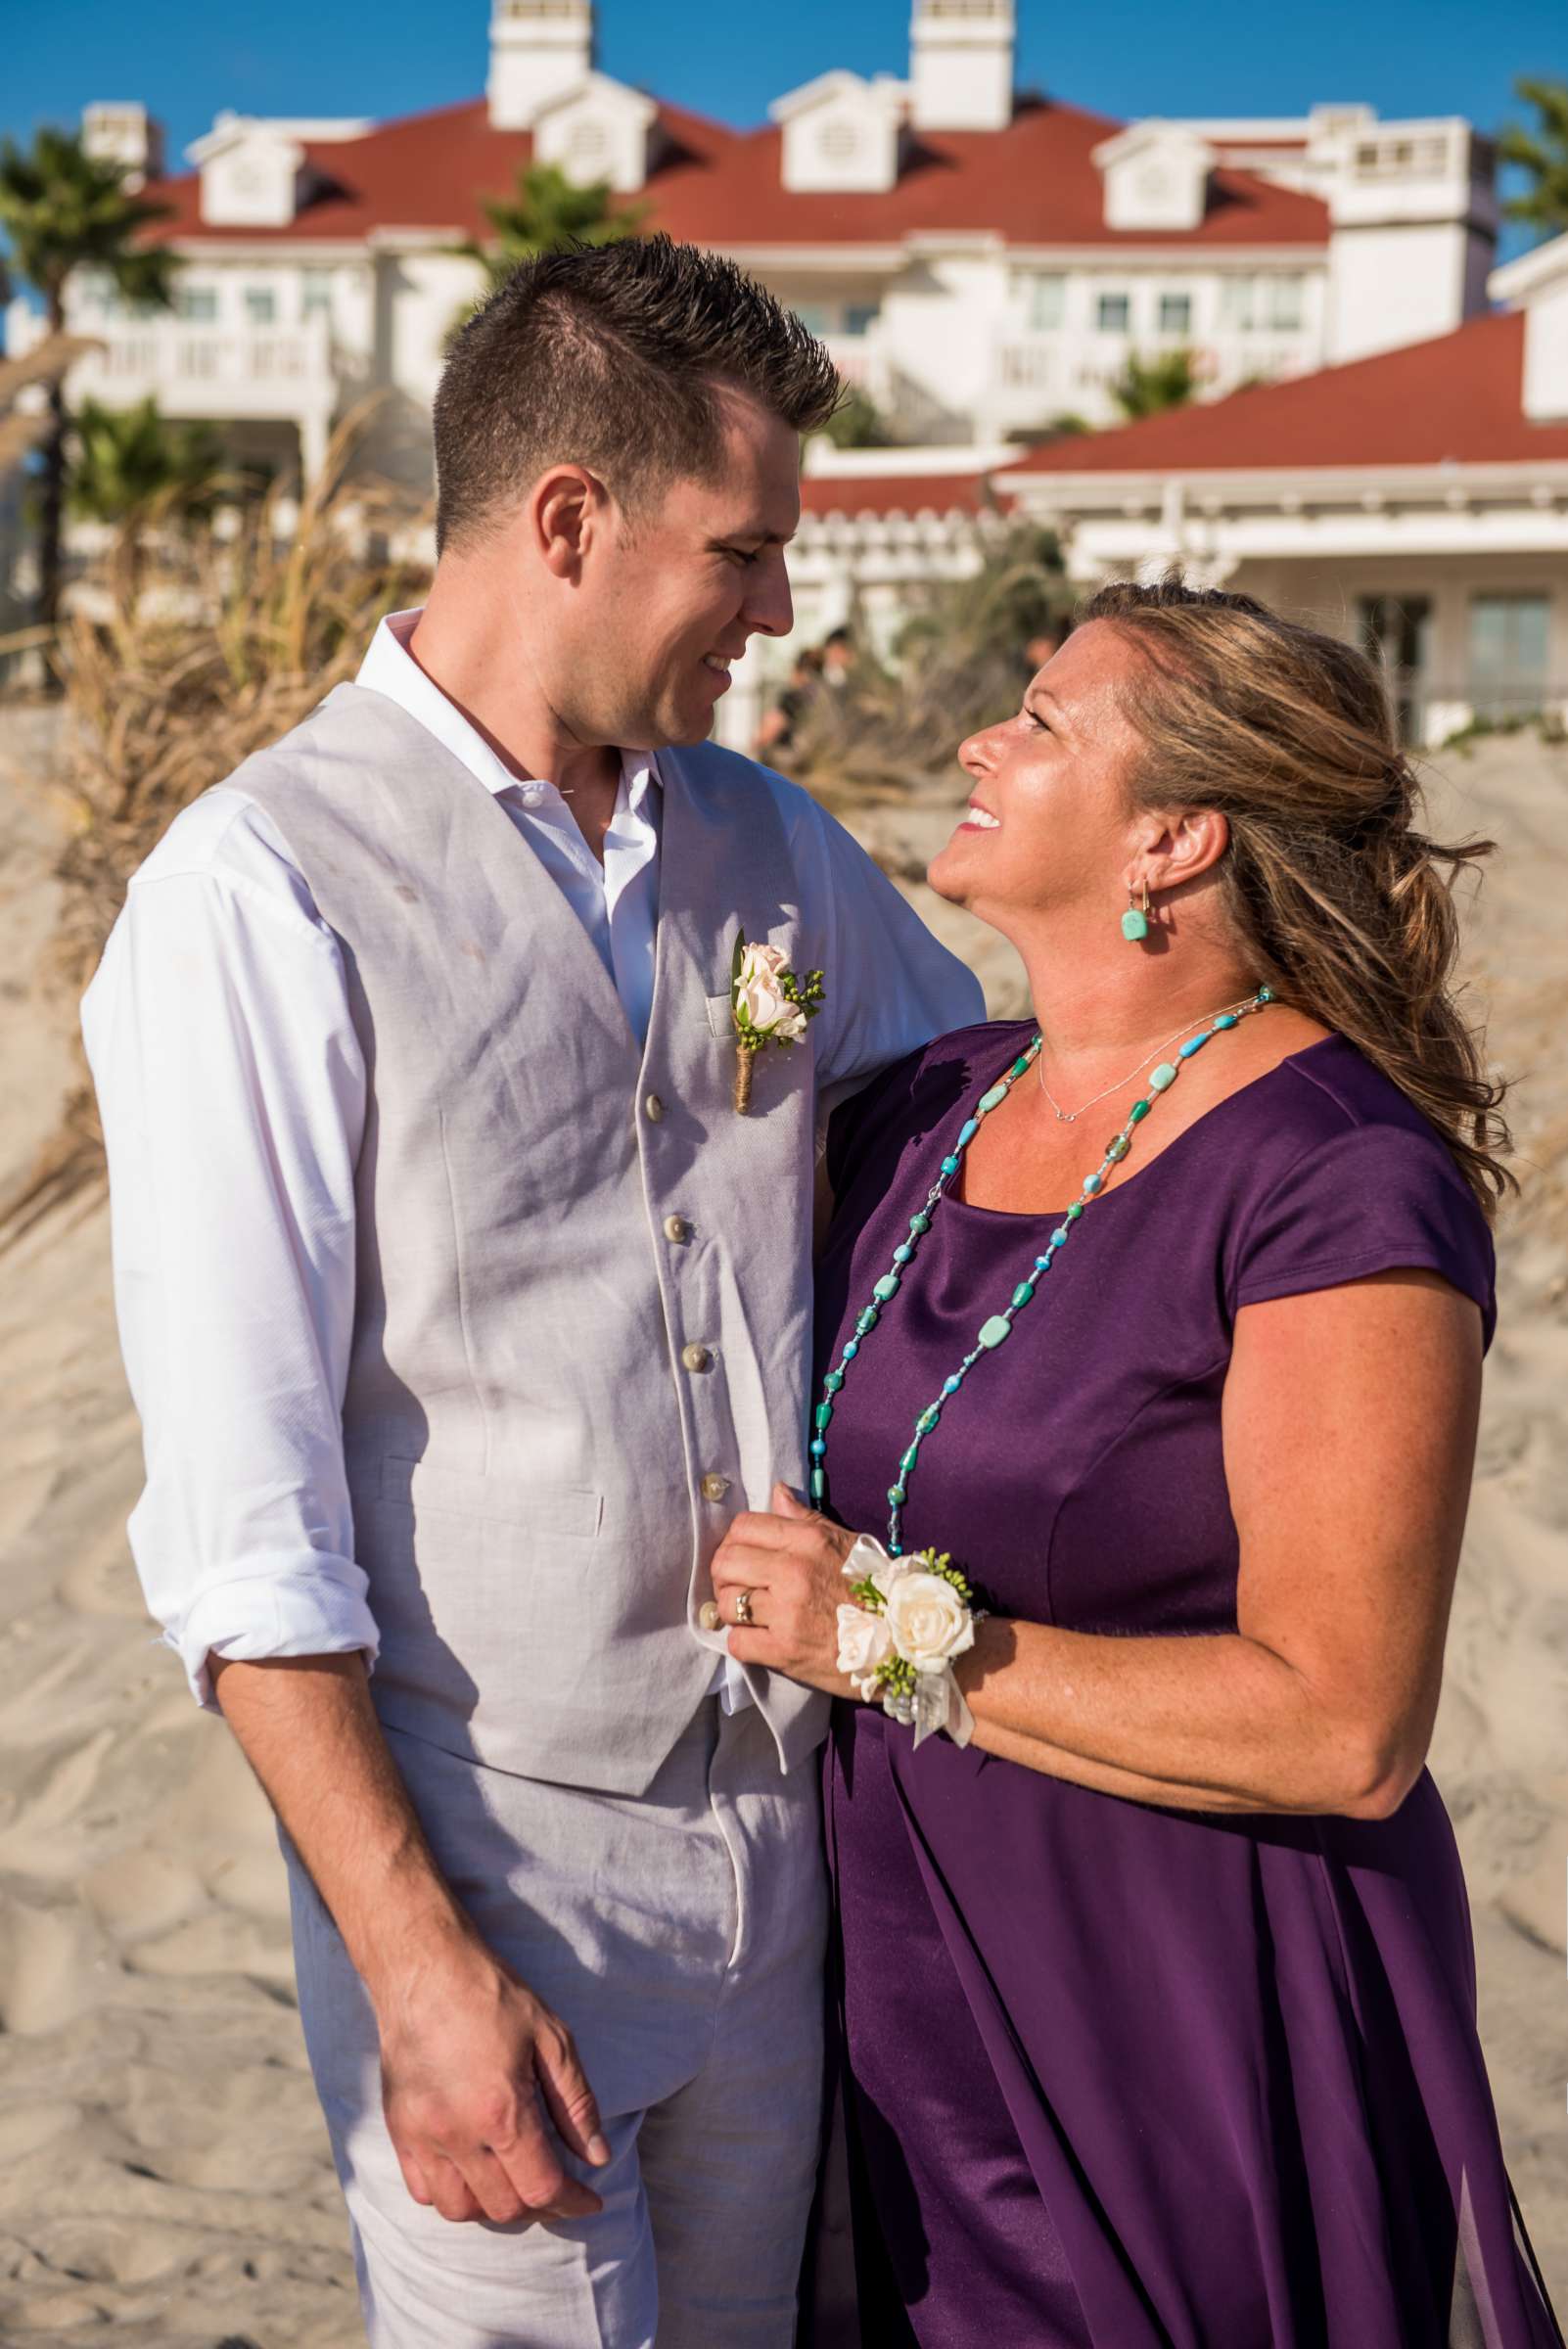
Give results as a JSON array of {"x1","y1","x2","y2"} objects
[{"x1": 814, "y1": 1025, "x2": 1560, "y2": 2349}]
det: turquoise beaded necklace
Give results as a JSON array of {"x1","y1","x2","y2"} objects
[{"x1": 812, "y1": 988, "x2": 1276, "y2": 1553}]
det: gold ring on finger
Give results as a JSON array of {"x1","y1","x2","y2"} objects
[{"x1": 734, "y1": 1588, "x2": 755, "y2": 1627}]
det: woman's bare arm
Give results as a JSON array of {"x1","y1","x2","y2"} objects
[
  {"x1": 718, "y1": 1270, "x2": 1481, "y2": 1819},
  {"x1": 955, "y1": 1270, "x2": 1482, "y2": 1815}
]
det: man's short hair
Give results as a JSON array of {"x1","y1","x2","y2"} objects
[{"x1": 433, "y1": 235, "x2": 843, "y2": 553}]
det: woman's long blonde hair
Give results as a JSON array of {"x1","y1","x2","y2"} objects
[{"x1": 1080, "y1": 576, "x2": 1512, "y2": 1216}]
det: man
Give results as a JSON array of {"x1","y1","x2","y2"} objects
[
  {"x1": 83, "y1": 236, "x2": 982, "y2": 2348},
  {"x1": 820, "y1": 624, "x2": 855, "y2": 689},
  {"x1": 753, "y1": 644, "x2": 822, "y2": 764}
]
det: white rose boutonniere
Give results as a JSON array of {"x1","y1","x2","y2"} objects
[
  {"x1": 730, "y1": 930, "x2": 825, "y2": 1113},
  {"x1": 837, "y1": 1536, "x2": 985, "y2": 1748}
]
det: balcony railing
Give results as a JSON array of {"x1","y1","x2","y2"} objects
[
  {"x1": 992, "y1": 331, "x2": 1315, "y2": 423},
  {"x1": 68, "y1": 318, "x2": 337, "y2": 420}
]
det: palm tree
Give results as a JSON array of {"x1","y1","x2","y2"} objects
[
  {"x1": 815, "y1": 384, "x2": 895, "y2": 450},
  {"x1": 451, "y1": 161, "x2": 647, "y2": 326},
  {"x1": 1499, "y1": 77, "x2": 1568, "y2": 243},
  {"x1": 67, "y1": 396, "x2": 231, "y2": 611},
  {"x1": 0, "y1": 125, "x2": 174, "y2": 640},
  {"x1": 1110, "y1": 347, "x2": 1199, "y2": 423}
]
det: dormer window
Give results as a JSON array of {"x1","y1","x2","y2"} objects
[
  {"x1": 190, "y1": 118, "x2": 309, "y2": 228},
  {"x1": 772, "y1": 71, "x2": 905, "y2": 195},
  {"x1": 532, "y1": 74, "x2": 658, "y2": 192},
  {"x1": 1092, "y1": 122, "x2": 1216, "y2": 234},
  {"x1": 566, "y1": 117, "x2": 610, "y2": 166},
  {"x1": 819, "y1": 119, "x2": 862, "y2": 166}
]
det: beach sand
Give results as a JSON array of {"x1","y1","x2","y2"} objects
[{"x1": 0, "y1": 714, "x2": 1562, "y2": 2343}]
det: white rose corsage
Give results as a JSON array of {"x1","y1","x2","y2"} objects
[
  {"x1": 835, "y1": 1536, "x2": 983, "y2": 1749},
  {"x1": 730, "y1": 931, "x2": 825, "y2": 1114}
]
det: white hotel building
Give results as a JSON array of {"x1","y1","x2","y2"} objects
[{"x1": 8, "y1": 0, "x2": 1561, "y2": 746}]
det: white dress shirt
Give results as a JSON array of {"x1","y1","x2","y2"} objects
[{"x1": 82, "y1": 611, "x2": 981, "y2": 1717}]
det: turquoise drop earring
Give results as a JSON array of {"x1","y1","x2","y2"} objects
[{"x1": 1121, "y1": 883, "x2": 1151, "y2": 944}]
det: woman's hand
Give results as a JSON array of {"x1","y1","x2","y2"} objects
[{"x1": 710, "y1": 1486, "x2": 862, "y2": 1697}]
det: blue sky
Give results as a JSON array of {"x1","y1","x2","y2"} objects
[{"x1": 3, "y1": 0, "x2": 1560, "y2": 169}]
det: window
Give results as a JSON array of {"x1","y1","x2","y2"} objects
[
  {"x1": 842, "y1": 302, "x2": 881, "y2": 339},
  {"x1": 1359, "y1": 595, "x2": 1433, "y2": 744},
  {"x1": 1219, "y1": 276, "x2": 1254, "y2": 329},
  {"x1": 567, "y1": 117, "x2": 609, "y2": 163},
  {"x1": 1468, "y1": 594, "x2": 1550, "y2": 720},
  {"x1": 1269, "y1": 274, "x2": 1305, "y2": 330},
  {"x1": 244, "y1": 286, "x2": 277, "y2": 326},
  {"x1": 300, "y1": 269, "x2": 332, "y2": 319},
  {"x1": 1096, "y1": 291, "x2": 1130, "y2": 334},
  {"x1": 176, "y1": 285, "x2": 219, "y2": 324},
  {"x1": 818, "y1": 118, "x2": 861, "y2": 164},
  {"x1": 1220, "y1": 274, "x2": 1306, "y2": 333},
  {"x1": 793, "y1": 303, "x2": 832, "y2": 337},
  {"x1": 1158, "y1": 291, "x2": 1192, "y2": 336},
  {"x1": 1026, "y1": 273, "x2": 1066, "y2": 332}
]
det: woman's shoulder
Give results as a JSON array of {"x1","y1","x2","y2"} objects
[
  {"x1": 1221, "y1": 1036, "x2": 1498, "y2": 1344},
  {"x1": 826, "y1": 1018, "x2": 1031, "y2": 1198}
]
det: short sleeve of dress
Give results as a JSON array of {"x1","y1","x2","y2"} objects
[{"x1": 1230, "y1": 1119, "x2": 1497, "y2": 1350}]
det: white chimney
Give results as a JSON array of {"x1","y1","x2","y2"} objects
[
  {"x1": 1490, "y1": 232, "x2": 1568, "y2": 423},
  {"x1": 910, "y1": 0, "x2": 1015, "y2": 135},
  {"x1": 1320, "y1": 115, "x2": 1498, "y2": 363},
  {"x1": 488, "y1": 0, "x2": 595, "y2": 132},
  {"x1": 82, "y1": 102, "x2": 164, "y2": 189}
]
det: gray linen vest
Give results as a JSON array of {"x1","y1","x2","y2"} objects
[{"x1": 232, "y1": 682, "x2": 836, "y2": 1794}]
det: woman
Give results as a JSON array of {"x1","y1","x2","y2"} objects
[{"x1": 712, "y1": 579, "x2": 1562, "y2": 2346}]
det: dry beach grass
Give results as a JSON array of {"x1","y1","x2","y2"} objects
[{"x1": 0, "y1": 695, "x2": 1562, "y2": 2342}]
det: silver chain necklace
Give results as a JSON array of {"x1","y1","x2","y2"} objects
[{"x1": 1036, "y1": 992, "x2": 1262, "y2": 1123}]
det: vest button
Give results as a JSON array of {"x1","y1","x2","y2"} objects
[
  {"x1": 700, "y1": 1472, "x2": 730, "y2": 1502},
  {"x1": 644, "y1": 1093, "x2": 666, "y2": 1124},
  {"x1": 664, "y1": 1214, "x2": 692, "y2": 1244},
  {"x1": 681, "y1": 1342, "x2": 713, "y2": 1374}
]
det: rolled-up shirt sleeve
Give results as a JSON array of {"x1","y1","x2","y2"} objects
[{"x1": 80, "y1": 791, "x2": 377, "y2": 1708}]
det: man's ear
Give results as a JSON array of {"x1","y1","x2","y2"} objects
[{"x1": 530, "y1": 465, "x2": 600, "y2": 580}]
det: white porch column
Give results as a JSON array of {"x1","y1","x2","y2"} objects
[{"x1": 299, "y1": 405, "x2": 334, "y2": 488}]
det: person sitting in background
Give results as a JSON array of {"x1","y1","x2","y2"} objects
[
  {"x1": 755, "y1": 643, "x2": 825, "y2": 764},
  {"x1": 821, "y1": 625, "x2": 855, "y2": 689}
]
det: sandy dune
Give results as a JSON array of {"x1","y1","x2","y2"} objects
[{"x1": 0, "y1": 714, "x2": 1562, "y2": 2343}]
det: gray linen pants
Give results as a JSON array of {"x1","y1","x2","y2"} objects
[{"x1": 285, "y1": 1700, "x2": 828, "y2": 2348}]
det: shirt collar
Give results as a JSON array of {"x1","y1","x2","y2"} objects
[{"x1": 358, "y1": 609, "x2": 663, "y2": 811}]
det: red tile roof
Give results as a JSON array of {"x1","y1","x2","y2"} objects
[
  {"x1": 799, "y1": 469, "x2": 1008, "y2": 517},
  {"x1": 1004, "y1": 311, "x2": 1568, "y2": 477},
  {"x1": 138, "y1": 92, "x2": 1329, "y2": 253}
]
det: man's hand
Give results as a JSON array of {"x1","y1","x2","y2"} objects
[
  {"x1": 210, "y1": 1654, "x2": 612, "y2": 2228},
  {"x1": 378, "y1": 1936, "x2": 611, "y2": 2226}
]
